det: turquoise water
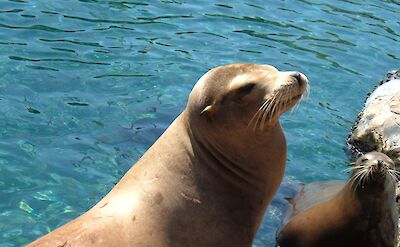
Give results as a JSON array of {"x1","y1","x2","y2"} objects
[{"x1": 0, "y1": 0, "x2": 399, "y2": 246}]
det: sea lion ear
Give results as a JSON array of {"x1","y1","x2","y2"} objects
[{"x1": 200, "y1": 105, "x2": 213, "y2": 117}]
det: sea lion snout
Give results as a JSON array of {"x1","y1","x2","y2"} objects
[
  {"x1": 275, "y1": 71, "x2": 309, "y2": 98},
  {"x1": 289, "y1": 72, "x2": 308, "y2": 88},
  {"x1": 377, "y1": 159, "x2": 384, "y2": 169},
  {"x1": 372, "y1": 159, "x2": 388, "y2": 174},
  {"x1": 355, "y1": 152, "x2": 397, "y2": 183},
  {"x1": 290, "y1": 72, "x2": 301, "y2": 81}
]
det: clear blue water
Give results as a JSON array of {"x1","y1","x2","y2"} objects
[{"x1": 0, "y1": 0, "x2": 399, "y2": 246}]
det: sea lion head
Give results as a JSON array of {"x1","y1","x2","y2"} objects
[
  {"x1": 349, "y1": 152, "x2": 397, "y2": 192},
  {"x1": 186, "y1": 64, "x2": 308, "y2": 138}
]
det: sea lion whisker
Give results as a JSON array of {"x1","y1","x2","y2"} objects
[
  {"x1": 353, "y1": 175, "x2": 365, "y2": 192},
  {"x1": 357, "y1": 172, "x2": 367, "y2": 188},
  {"x1": 349, "y1": 169, "x2": 366, "y2": 191},
  {"x1": 352, "y1": 170, "x2": 365, "y2": 187},
  {"x1": 272, "y1": 95, "x2": 285, "y2": 124},
  {"x1": 359, "y1": 171, "x2": 369, "y2": 189},
  {"x1": 353, "y1": 165, "x2": 367, "y2": 169},
  {"x1": 389, "y1": 170, "x2": 400, "y2": 178},
  {"x1": 388, "y1": 172, "x2": 397, "y2": 182},
  {"x1": 295, "y1": 83, "x2": 306, "y2": 106},
  {"x1": 264, "y1": 95, "x2": 277, "y2": 120},
  {"x1": 248, "y1": 99, "x2": 270, "y2": 131},
  {"x1": 364, "y1": 167, "x2": 373, "y2": 181},
  {"x1": 352, "y1": 172, "x2": 366, "y2": 192},
  {"x1": 366, "y1": 166, "x2": 376, "y2": 183},
  {"x1": 348, "y1": 172, "x2": 357, "y2": 185},
  {"x1": 268, "y1": 101, "x2": 279, "y2": 125},
  {"x1": 289, "y1": 85, "x2": 304, "y2": 113},
  {"x1": 354, "y1": 166, "x2": 369, "y2": 176},
  {"x1": 282, "y1": 86, "x2": 291, "y2": 113},
  {"x1": 250, "y1": 105, "x2": 267, "y2": 131},
  {"x1": 261, "y1": 93, "x2": 278, "y2": 129},
  {"x1": 250, "y1": 100, "x2": 268, "y2": 123},
  {"x1": 350, "y1": 173, "x2": 364, "y2": 193},
  {"x1": 388, "y1": 170, "x2": 400, "y2": 181},
  {"x1": 388, "y1": 169, "x2": 400, "y2": 176},
  {"x1": 290, "y1": 84, "x2": 308, "y2": 115},
  {"x1": 258, "y1": 99, "x2": 274, "y2": 131},
  {"x1": 269, "y1": 89, "x2": 283, "y2": 124},
  {"x1": 290, "y1": 100, "x2": 301, "y2": 113},
  {"x1": 390, "y1": 168, "x2": 400, "y2": 173},
  {"x1": 348, "y1": 175, "x2": 359, "y2": 192},
  {"x1": 366, "y1": 168, "x2": 374, "y2": 184},
  {"x1": 344, "y1": 165, "x2": 365, "y2": 172},
  {"x1": 260, "y1": 107, "x2": 270, "y2": 130},
  {"x1": 350, "y1": 167, "x2": 363, "y2": 177},
  {"x1": 392, "y1": 173, "x2": 397, "y2": 180},
  {"x1": 304, "y1": 83, "x2": 310, "y2": 100},
  {"x1": 352, "y1": 168, "x2": 370, "y2": 191},
  {"x1": 247, "y1": 110, "x2": 260, "y2": 130}
]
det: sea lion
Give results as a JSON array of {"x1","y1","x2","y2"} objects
[
  {"x1": 27, "y1": 63, "x2": 308, "y2": 247},
  {"x1": 348, "y1": 69, "x2": 400, "y2": 165},
  {"x1": 276, "y1": 152, "x2": 398, "y2": 247},
  {"x1": 347, "y1": 69, "x2": 400, "y2": 246}
]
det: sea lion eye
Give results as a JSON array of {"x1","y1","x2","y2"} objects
[
  {"x1": 361, "y1": 158, "x2": 369, "y2": 163},
  {"x1": 237, "y1": 83, "x2": 256, "y2": 95}
]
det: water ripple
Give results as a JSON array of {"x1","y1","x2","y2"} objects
[
  {"x1": 40, "y1": 10, "x2": 58, "y2": 15},
  {"x1": 175, "y1": 31, "x2": 228, "y2": 39},
  {"x1": 137, "y1": 14, "x2": 193, "y2": 21},
  {"x1": 94, "y1": 25, "x2": 135, "y2": 31},
  {"x1": 205, "y1": 13, "x2": 309, "y2": 32},
  {"x1": 0, "y1": 23, "x2": 85, "y2": 33},
  {"x1": 38, "y1": 38, "x2": 103, "y2": 47},
  {"x1": 25, "y1": 65, "x2": 59, "y2": 71},
  {"x1": 9, "y1": 56, "x2": 110, "y2": 65},
  {"x1": 323, "y1": 3, "x2": 387, "y2": 22},
  {"x1": 0, "y1": 41, "x2": 26, "y2": 46},
  {"x1": 93, "y1": 74, "x2": 153, "y2": 79},
  {"x1": 9, "y1": 0, "x2": 28, "y2": 3},
  {"x1": 63, "y1": 15, "x2": 176, "y2": 26},
  {"x1": 0, "y1": 9, "x2": 23, "y2": 13}
]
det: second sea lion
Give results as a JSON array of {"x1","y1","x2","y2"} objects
[{"x1": 277, "y1": 152, "x2": 398, "y2": 247}]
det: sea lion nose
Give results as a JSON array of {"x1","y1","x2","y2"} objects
[
  {"x1": 291, "y1": 72, "x2": 301, "y2": 82},
  {"x1": 377, "y1": 160, "x2": 384, "y2": 169},
  {"x1": 290, "y1": 72, "x2": 307, "y2": 87}
]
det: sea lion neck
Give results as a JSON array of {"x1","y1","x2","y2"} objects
[
  {"x1": 341, "y1": 175, "x2": 396, "y2": 226},
  {"x1": 182, "y1": 110, "x2": 286, "y2": 193},
  {"x1": 358, "y1": 179, "x2": 395, "y2": 210},
  {"x1": 355, "y1": 180, "x2": 397, "y2": 245}
]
